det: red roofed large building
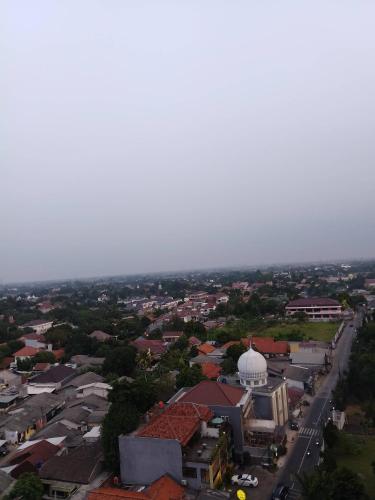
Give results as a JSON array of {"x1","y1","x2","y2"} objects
[
  {"x1": 251, "y1": 337, "x2": 289, "y2": 358},
  {"x1": 285, "y1": 298, "x2": 342, "y2": 321},
  {"x1": 171, "y1": 381, "x2": 251, "y2": 454},
  {"x1": 120, "y1": 401, "x2": 231, "y2": 490}
]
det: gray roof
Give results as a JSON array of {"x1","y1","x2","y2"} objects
[
  {"x1": 62, "y1": 371, "x2": 104, "y2": 389},
  {"x1": 39, "y1": 442, "x2": 103, "y2": 484},
  {"x1": 30, "y1": 365, "x2": 76, "y2": 384},
  {"x1": 284, "y1": 365, "x2": 311, "y2": 382},
  {"x1": 190, "y1": 355, "x2": 223, "y2": 365},
  {"x1": 67, "y1": 394, "x2": 108, "y2": 412},
  {"x1": 290, "y1": 351, "x2": 327, "y2": 365},
  {"x1": 71, "y1": 355, "x2": 105, "y2": 367}
]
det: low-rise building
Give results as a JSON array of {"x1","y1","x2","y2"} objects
[
  {"x1": 27, "y1": 365, "x2": 76, "y2": 395},
  {"x1": 120, "y1": 402, "x2": 231, "y2": 490},
  {"x1": 22, "y1": 320, "x2": 54, "y2": 335},
  {"x1": 285, "y1": 298, "x2": 342, "y2": 321}
]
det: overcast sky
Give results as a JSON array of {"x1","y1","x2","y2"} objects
[{"x1": 2, "y1": 1, "x2": 375, "y2": 283}]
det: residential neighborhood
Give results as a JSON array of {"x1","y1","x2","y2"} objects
[{"x1": 0, "y1": 261, "x2": 374, "y2": 498}]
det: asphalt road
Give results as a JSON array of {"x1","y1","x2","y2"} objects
[{"x1": 277, "y1": 312, "x2": 364, "y2": 499}]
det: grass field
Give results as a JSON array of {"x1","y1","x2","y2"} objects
[
  {"x1": 335, "y1": 433, "x2": 375, "y2": 496},
  {"x1": 248, "y1": 321, "x2": 339, "y2": 342},
  {"x1": 209, "y1": 319, "x2": 339, "y2": 343}
]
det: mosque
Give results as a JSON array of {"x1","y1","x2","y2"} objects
[{"x1": 220, "y1": 342, "x2": 289, "y2": 447}]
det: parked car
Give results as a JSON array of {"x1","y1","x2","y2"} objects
[
  {"x1": 302, "y1": 400, "x2": 310, "y2": 406},
  {"x1": 272, "y1": 484, "x2": 290, "y2": 499},
  {"x1": 289, "y1": 420, "x2": 299, "y2": 431},
  {"x1": 231, "y1": 474, "x2": 258, "y2": 487}
]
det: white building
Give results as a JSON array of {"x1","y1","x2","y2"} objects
[{"x1": 285, "y1": 298, "x2": 342, "y2": 321}]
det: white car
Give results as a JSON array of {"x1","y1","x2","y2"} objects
[{"x1": 231, "y1": 474, "x2": 259, "y2": 487}]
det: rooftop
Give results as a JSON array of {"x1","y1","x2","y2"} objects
[
  {"x1": 286, "y1": 297, "x2": 340, "y2": 307},
  {"x1": 137, "y1": 402, "x2": 213, "y2": 447},
  {"x1": 30, "y1": 365, "x2": 76, "y2": 384},
  {"x1": 176, "y1": 380, "x2": 245, "y2": 407},
  {"x1": 252, "y1": 337, "x2": 289, "y2": 355}
]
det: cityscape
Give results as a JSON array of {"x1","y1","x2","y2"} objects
[
  {"x1": 0, "y1": 261, "x2": 374, "y2": 498},
  {"x1": 3, "y1": 1, "x2": 375, "y2": 499}
]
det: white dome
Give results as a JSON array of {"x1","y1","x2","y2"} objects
[{"x1": 237, "y1": 346, "x2": 268, "y2": 388}]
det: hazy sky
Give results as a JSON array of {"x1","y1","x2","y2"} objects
[{"x1": 2, "y1": 1, "x2": 375, "y2": 283}]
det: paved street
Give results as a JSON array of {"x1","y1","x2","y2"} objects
[{"x1": 277, "y1": 312, "x2": 364, "y2": 499}]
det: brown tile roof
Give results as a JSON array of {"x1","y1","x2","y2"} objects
[
  {"x1": 88, "y1": 475, "x2": 185, "y2": 500},
  {"x1": 6, "y1": 440, "x2": 60, "y2": 479},
  {"x1": 137, "y1": 402, "x2": 212, "y2": 447},
  {"x1": 39, "y1": 442, "x2": 103, "y2": 484},
  {"x1": 132, "y1": 339, "x2": 167, "y2": 356},
  {"x1": 178, "y1": 380, "x2": 245, "y2": 407},
  {"x1": 287, "y1": 298, "x2": 340, "y2": 307}
]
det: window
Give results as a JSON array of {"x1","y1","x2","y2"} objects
[{"x1": 183, "y1": 466, "x2": 197, "y2": 478}]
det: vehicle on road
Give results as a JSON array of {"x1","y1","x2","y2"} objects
[
  {"x1": 231, "y1": 474, "x2": 258, "y2": 487},
  {"x1": 272, "y1": 484, "x2": 290, "y2": 499},
  {"x1": 306, "y1": 449, "x2": 311, "y2": 456},
  {"x1": 289, "y1": 421, "x2": 299, "y2": 431},
  {"x1": 349, "y1": 324, "x2": 354, "y2": 327},
  {"x1": 315, "y1": 440, "x2": 320, "y2": 446}
]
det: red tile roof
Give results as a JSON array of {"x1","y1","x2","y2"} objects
[
  {"x1": 287, "y1": 298, "x2": 340, "y2": 307},
  {"x1": 197, "y1": 343, "x2": 215, "y2": 355},
  {"x1": 147, "y1": 474, "x2": 185, "y2": 499},
  {"x1": 201, "y1": 363, "x2": 222, "y2": 380},
  {"x1": 221, "y1": 340, "x2": 241, "y2": 351},
  {"x1": 88, "y1": 475, "x2": 185, "y2": 500},
  {"x1": 14, "y1": 346, "x2": 40, "y2": 357},
  {"x1": 251, "y1": 337, "x2": 289, "y2": 355},
  {"x1": 137, "y1": 402, "x2": 213, "y2": 447},
  {"x1": 178, "y1": 380, "x2": 245, "y2": 407}
]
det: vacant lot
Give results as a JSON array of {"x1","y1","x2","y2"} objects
[
  {"x1": 249, "y1": 322, "x2": 338, "y2": 342},
  {"x1": 335, "y1": 433, "x2": 375, "y2": 496}
]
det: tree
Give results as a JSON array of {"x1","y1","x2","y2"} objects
[
  {"x1": 329, "y1": 467, "x2": 367, "y2": 500},
  {"x1": 102, "y1": 345, "x2": 137, "y2": 377},
  {"x1": 323, "y1": 420, "x2": 339, "y2": 449},
  {"x1": 101, "y1": 402, "x2": 140, "y2": 473},
  {"x1": 17, "y1": 358, "x2": 33, "y2": 372},
  {"x1": 226, "y1": 343, "x2": 246, "y2": 363},
  {"x1": 176, "y1": 364, "x2": 206, "y2": 389},
  {"x1": 294, "y1": 311, "x2": 309, "y2": 322},
  {"x1": 33, "y1": 351, "x2": 56, "y2": 364},
  {"x1": 174, "y1": 335, "x2": 189, "y2": 351},
  {"x1": 5, "y1": 472, "x2": 44, "y2": 500}
]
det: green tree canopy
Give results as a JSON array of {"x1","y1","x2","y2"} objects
[{"x1": 5, "y1": 472, "x2": 44, "y2": 500}]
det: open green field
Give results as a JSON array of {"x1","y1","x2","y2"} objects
[
  {"x1": 248, "y1": 321, "x2": 339, "y2": 342},
  {"x1": 335, "y1": 434, "x2": 375, "y2": 496},
  {"x1": 208, "y1": 319, "x2": 339, "y2": 343}
]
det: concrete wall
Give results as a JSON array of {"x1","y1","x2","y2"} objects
[
  {"x1": 119, "y1": 436, "x2": 182, "y2": 485},
  {"x1": 210, "y1": 405, "x2": 243, "y2": 452}
]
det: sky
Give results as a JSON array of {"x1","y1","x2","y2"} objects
[{"x1": 2, "y1": 1, "x2": 375, "y2": 283}]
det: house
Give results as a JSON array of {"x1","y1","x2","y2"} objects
[
  {"x1": 59, "y1": 372, "x2": 104, "y2": 399},
  {"x1": 201, "y1": 363, "x2": 222, "y2": 380},
  {"x1": 70, "y1": 355, "x2": 105, "y2": 370},
  {"x1": 14, "y1": 346, "x2": 41, "y2": 362},
  {"x1": 290, "y1": 351, "x2": 329, "y2": 366},
  {"x1": 88, "y1": 474, "x2": 185, "y2": 500},
  {"x1": 120, "y1": 402, "x2": 231, "y2": 490},
  {"x1": 162, "y1": 331, "x2": 183, "y2": 344},
  {"x1": 1, "y1": 439, "x2": 62, "y2": 479},
  {"x1": 251, "y1": 337, "x2": 289, "y2": 358},
  {"x1": 89, "y1": 330, "x2": 113, "y2": 342},
  {"x1": 188, "y1": 336, "x2": 202, "y2": 347},
  {"x1": 285, "y1": 298, "x2": 342, "y2": 321},
  {"x1": 132, "y1": 339, "x2": 168, "y2": 359},
  {"x1": 284, "y1": 365, "x2": 313, "y2": 392},
  {"x1": 197, "y1": 343, "x2": 216, "y2": 356},
  {"x1": 0, "y1": 393, "x2": 65, "y2": 443},
  {"x1": 22, "y1": 320, "x2": 54, "y2": 335},
  {"x1": 38, "y1": 302, "x2": 56, "y2": 314},
  {"x1": 171, "y1": 381, "x2": 251, "y2": 454},
  {"x1": 39, "y1": 441, "x2": 103, "y2": 498},
  {"x1": 27, "y1": 365, "x2": 76, "y2": 395},
  {"x1": 189, "y1": 355, "x2": 223, "y2": 368},
  {"x1": 20, "y1": 332, "x2": 48, "y2": 349},
  {"x1": 76, "y1": 382, "x2": 111, "y2": 399},
  {"x1": 365, "y1": 278, "x2": 375, "y2": 289}
]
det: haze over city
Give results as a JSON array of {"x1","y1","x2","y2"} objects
[{"x1": 2, "y1": 0, "x2": 375, "y2": 283}]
